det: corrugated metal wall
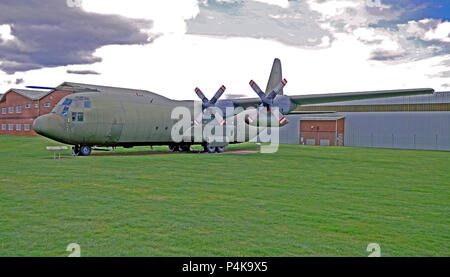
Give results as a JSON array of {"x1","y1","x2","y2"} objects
[
  {"x1": 275, "y1": 93, "x2": 450, "y2": 151},
  {"x1": 342, "y1": 112, "x2": 450, "y2": 151},
  {"x1": 279, "y1": 112, "x2": 450, "y2": 151}
]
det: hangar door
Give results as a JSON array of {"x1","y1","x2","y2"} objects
[{"x1": 299, "y1": 116, "x2": 345, "y2": 146}]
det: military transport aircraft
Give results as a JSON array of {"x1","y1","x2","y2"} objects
[{"x1": 32, "y1": 59, "x2": 434, "y2": 156}]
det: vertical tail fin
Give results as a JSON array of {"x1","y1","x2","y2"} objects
[{"x1": 265, "y1": 58, "x2": 283, "y2": 96}]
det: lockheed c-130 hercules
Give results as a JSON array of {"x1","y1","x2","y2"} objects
[{"x1": 32, "y1": 58, "x2": 434, "y2": 156}]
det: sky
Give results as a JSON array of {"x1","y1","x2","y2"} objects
[{"x1": 0, "y1": 0, "x2": 449, "y2": 99}]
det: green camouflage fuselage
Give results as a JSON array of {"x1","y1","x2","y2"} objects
[{"x1": 33, "y1": 91, "x2": 264, "y2": 147}]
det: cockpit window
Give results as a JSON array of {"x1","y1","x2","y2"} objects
[
  {"x1": 63, "y1": 99, "x2": 73, "y2": 106},
  {"x1": 61, "y1": 106, "x2": 69, "y2": 117},
  {"x1": 71, "y1": 112, "x2": 84, "y2": 122},
  {"x1": 77, "y1": 112, "x2": 84, "y2": 122},
  {"x1": 73, "y1": 96, "x2": 91, "y2": 109},
  {"x1": 60, "y1": 98, "x2": 73, "y2": 116}
]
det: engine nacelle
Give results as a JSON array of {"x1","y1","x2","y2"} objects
[
  {"x1": 272, "y1": 95, "x2": 296, "y2": 114},
  {"x1": 244, "y1": 108, "x2": 288, "y2": 127}
]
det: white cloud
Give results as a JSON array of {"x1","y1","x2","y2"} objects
[
  {"x1": 424, "y1": 21, "x2": 450, "y2": 43},
  {"x1": 1, "y1": 0, "x2": 448, "y2": 97},
  {"x1": 399, "y1": 19, "x2": 450, "y2": 43},
  {"x1": 253, "y1": 0, "x2": 289, "y2": 8},
  {"x1": 308, "y1": 0, "x2": 360, "y2": 20},
  {"x1": 2, "y1": 32, "x2": 448, "y2": 98},
  {"x1": 0, "y1": 24, "x2": 14, "y2": 42}
]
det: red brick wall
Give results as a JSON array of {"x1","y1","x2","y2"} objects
[
  {"x1": 38, "y1": 90, "x2": 72, "y2": 116},
  {"x1": 299, "y1": 119, "x2": 345, "y2": 146},
  {"x1": 0, "y1": 90, "x2": 72, "y2": 136},
  {"x1": 337, "y1": 118, "x2": 344, "y2": 146}
]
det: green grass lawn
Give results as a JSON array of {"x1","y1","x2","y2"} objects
[{"x1": 0, "y1": 135, "x2": 448, "y2": 257}]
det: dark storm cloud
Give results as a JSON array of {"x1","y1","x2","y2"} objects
[
  {"x1": 67, "y1": 69, "x2": 100, "y2": 75},
  {"x1": 0, "y1": 0, "x2": 154, "y2": 74}
]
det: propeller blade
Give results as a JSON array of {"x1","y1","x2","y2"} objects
[
  {"x1": 249, "y1": 80, "x2": 266, "y2": 99},
  {"x1": 194, "y1": 87, "x2": 209, "y2": 104},
  {"x1": 209, "y1": 85, "x2": 226, "y2": 105},
  {"x1": 279, "y1": 115, "x2": 288, "y2": 126},
  {"x1": 193, "y1": 111, "x2": 203, "y2": 126},
  {"x1": 270, "y1": 109, "x2": 289, "y2": 127},
  {"x1": 267, "y1": 78, "x2": 287, "y2": 99},
  {"x1": 213, "y1": 110, "x2": 226, "y2": 126}
]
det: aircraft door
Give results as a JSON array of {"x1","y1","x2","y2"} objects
[
  {"x1": 104, "y1": 101, "x2": 125, "y2": 145},
  {"x1": 105, "y1": 120, "x2": 123, "y2": 144}
]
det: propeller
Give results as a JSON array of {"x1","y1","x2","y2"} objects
[
  {"x1": 193, "y1": 85, "x2": 227, "y2": 126},
  {"x1": 246, "y1": 78, "x2": 288, "y2": 126}
]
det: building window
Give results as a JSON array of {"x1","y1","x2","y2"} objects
[
  {"x1": 77, "y1": 112, "x2": 84, "y2": 122},
  {"x1": 16, "y1": 106, "x2": 22, "y2": 114},
  {"x1": 44, "y1": 102, "x2": 51, "y2": 108},
  {"x1": 1, "y1": 123, "x2": 6, "y2": 131},
  {"x1": 24, "y1": 123, "x2": 30, "y2": 131},
  {"x1": 8, "y1": 123, "x2": 13, "y2": 131},
  {"x1": 1, "y1": 108, "x2": 6, "y2": 114},
  {"x1": 35, "y1": 103, "x2": 39, "y2": 108},
  {"x1": 8, "y1": 107, "x2": 14, "y2": 114},
  {"x1": 71, "y1": 112, "x2": 77, "y2": 121},
  {"x1": 25, "y1": 104, "x2": 31, "y2": 109},
  {"x1": 16, "y1": 123, "x2": 21, "y2": 131}
]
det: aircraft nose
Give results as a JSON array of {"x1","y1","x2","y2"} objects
[{"x1": 33, "y1": 114, "x2": 64, "y2": 138}]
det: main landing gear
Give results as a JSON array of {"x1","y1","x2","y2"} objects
[
  {"x1": 203, "y1": 144, "x2": 226, "y2": 153},
  {"x1": 169, "y1": 143, "x2": 226, "y2": 153},
  {"x1": 169, "y1": 144, "x2": 191, "y2": 152},
  {"x1": 73, "y1": 145, "x2": 92, "y2": 156}
]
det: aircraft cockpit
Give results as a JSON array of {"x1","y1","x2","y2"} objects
[{"x1": 52, "y1": 96, "x2": 91, "y2": 122}]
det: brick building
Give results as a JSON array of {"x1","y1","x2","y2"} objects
[
  {"x1": 0, "y1": 88, "x2": 72, "y2": 136},
  {"x1": 299, "y1": 116, "x2": 345, "y2": 146}
]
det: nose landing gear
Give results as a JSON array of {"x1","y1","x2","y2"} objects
[{"x1": 73, "y1": 145, "x2": 92, "y2": 156}]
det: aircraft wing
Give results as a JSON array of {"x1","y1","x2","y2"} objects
[{"x1": 229, "y1": 88, "x2": 435, "y2": 110}]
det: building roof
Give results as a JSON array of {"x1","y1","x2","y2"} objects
[
  {"x1": 0, "y1": 88, "x2": 52, "y2": 103},
  {"x1": 300, "y1": 115, "x2": 345, "y2": 121},
  {"x1": 305, "y1": 93, "x2": 450, "y2": 106},
  {"x1": 57, "y1": 82, "x2": 170, "y2": 100}
]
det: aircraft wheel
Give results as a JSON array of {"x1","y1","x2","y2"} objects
[
  {"x1": 169, "y1": 145, "x2": 179, "y2": 152},
  {"x1": 79, "y1": 145, "x2": 92, "y2": 156},
  {"x1": 180, "y1": 145, "x2": 190, "y2": 152},
  {"x1": 73, "y1": 145, "x2": 80, "y2": 155},
  {"x1": 216, "y1": 146, "x2": 226, "y2": 153},
  {"x1": 203, "y1": 144, "x2": 216, "y2": 153}
]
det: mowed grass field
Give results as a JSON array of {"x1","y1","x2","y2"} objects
[{"x1": 0, "y1": 135, "x2": 448, "y2": 257}]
